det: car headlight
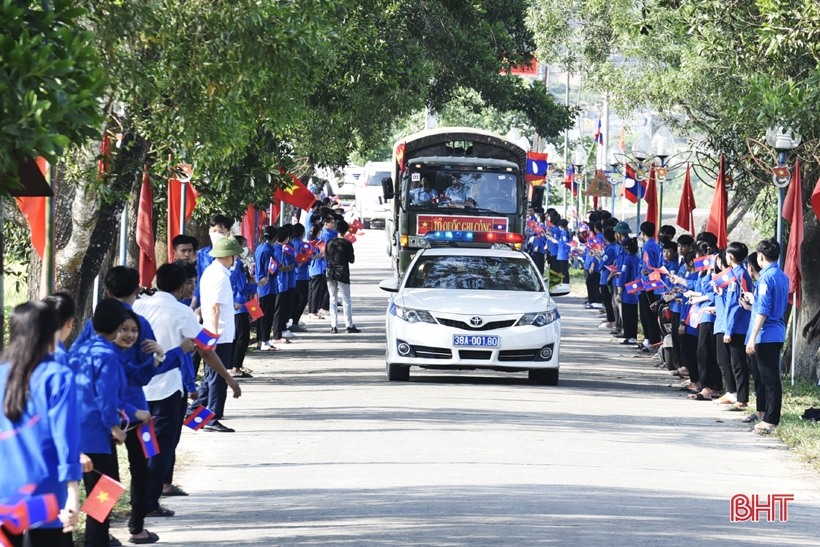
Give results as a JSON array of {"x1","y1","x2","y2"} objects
[
  {"x1": 516, "y1": 310, "x2": 559, "y2": 327},
  {"x1": 394, "y1": 306, "x2": 437, "y2": 324}
]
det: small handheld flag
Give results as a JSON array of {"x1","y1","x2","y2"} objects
[
  {"x1": 693, "y1": 254, "x2": 717, "y2": 272},
  {"x1": 316, "y1": 241, "x2": 326, "y2": 253},
  {"x1": 344, "y1": 233, "x2": 357, "y2": 243},
  {"x1": 643, "y1": 280, "x2": 666, "y2": 292},
  {"x1": 282, "y1": 244, "x2": 295, "y2": 256},
  {"x1": 605, "y1": 264, "x2": 618, "y2": 273},
  {"x1": 295, "y1": 242, "x2": 312, "y2": 264},
  {"x1": 81, "y1": 474, "x2": 125, "y2": 523},
  {"x1": 268, "y1": 257, "x2": 278, "y2": 275},
  {"x1": 712, "y1": 268, "x2": 737, "y2": 288},
  {"x1": 626, "y1": 280, "x2": 645, "y2": 294},
  {"x1": 648, "y1": 270, "x2": 663, "y2": 282},
  {"x1": 137, "y1": 418, "x2": 160, "y2": 459},
  {"x1": 194, "y1": 329, "x2": 219, "y2": 351},
  {"x1": 0, "y1": 486, "x2": 59, "y2": 534},
  {"x1": 245, "y1": 297, "x2": 264, "y2": 320},
  {"x1": 184, "y1": 406, "x2": 216, "y2": 431}
]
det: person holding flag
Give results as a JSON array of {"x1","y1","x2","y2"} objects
[
  {"x1": 614, "y1": 238, "x2": 641, "y2": 345},
  {"x1": 134, "y1": 263, "x2": 240, "y2": 516},
  {"x1": 255, "y1": 227, "x2": 278, "y2": 351},
  {"x1": 272, "y1": 228, "x2": 297, "y2": 344},
  {"x1": 0, "y1": 301, "x2": 90, "y2": 547},
  {"x1": 197, "y1": 237, "x2": 245, "y2": 431},
  {"x1": 637, "y1": 222, "x2": 663, "y2": 351},
  {"x1": 722, "y1": 242, "x2": 753, "y2": 411},
  {"x1": 289, "y1": 223, "x2": 312, "y2": 330},
  {"x1": 685, "y1": 241, "x2": 722, "y2": 400},
  {"x1": 229, "y1": 235, "x2": 261, "y2": 378},
  {"x1": 597, "y1": 228, "x2": 620, "y2": 331},
  {"x1": 712, "y1": 250, "x2": 736, "y2": 403}
]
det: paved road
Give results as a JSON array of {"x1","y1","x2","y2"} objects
[{"x1": 117, "y1": 231, "x2": 820, "y2": 545}]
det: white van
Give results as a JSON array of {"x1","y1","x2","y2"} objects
[
  {"x1": 355, "y1": 161, "x2": 392, "y2": 228},
  {"x1": 315, "y1": 164, "x2": 361, "y2": 200}
]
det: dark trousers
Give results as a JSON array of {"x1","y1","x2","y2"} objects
[
  {"x1": 273, "y1": 290, "x2": 292, "y2": 339},
  {"x1": 1, "y1": 527, "x2": 73, "y2": 547},
  {"x1": 727, "y1": 334, "x2": 751, "y2": 403},
  {"x1": 124, "y1": 427, "x2": 149, "y2": 535},
  {"x1": 681, "y1": 333, "x2": 699, "y2": 384},
  {"x1": 697, "y1": 322, "x2": 722, "y2": 391},
  {"x1": 557, "y1": 259, "x2": 570, "y2": 284},
  {"x1": 532, "y1": 252, "x2": 545, "y2": 276},
  {"x1": 639, "y1": 291, "x2": 661, "y2": 344},
  {"x1": 547, "y1": 255, "x2": 558, "y2": 275},
  {"x1": 233, "y1": 313, "x2": 251, "y2": 370},
  {"x1": 197, "y1": 343, "x2": 232, "y2": 420},
  {"x1": 715, "y1": 333, "x2": 736, "y2": 393},
  {"x1": 752, "y1": 342, "x2": 783, "y2": 425},
  {"x1": 600, "y1": 284, "x2": 615, "y2": 323},
  {"x1": 670, "y1": 311, "x2": 681, "y2": 368},
  {"x1": 622, "y1": 302, "x2": 639, "y2": 339},
  {"x1": 258, "y1": 294, "x2": 276, "y2": 343},
  {"x1": 309, "y1": 273, "x2": 329, "y2": 312},
  {"x1": 147, "y1": 390, "x2": 182, "y2": 512},
  {"x1": 165, "y1": 395, "x2": 189, "y2": 487},
  {"x1": 586, "y1": 271, "x2": 601, "y2": 304},
  {"x1": 83, "y1": 446, "x2": 119, "y2": 547},
  {"x1": 292, "y1": 279, "x2": 310, "y2": 324}
]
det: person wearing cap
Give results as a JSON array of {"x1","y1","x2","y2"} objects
[
  {"x1": 68, "y1": 298, "x2": 142, "y2": 547},
  {"x1": 197, "y1": 236, "x2": 244, "y2": 432}
]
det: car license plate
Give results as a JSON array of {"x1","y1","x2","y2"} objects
[{"x1": 453, "y1": 335, "x2": 499, "y2": 347}]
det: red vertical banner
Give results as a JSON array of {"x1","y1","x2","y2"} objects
[
  {"x1": 167, "y1": 178, "x2": 199, "y2": 263},
  {"x1": 136, "y1": 168, "x2": 156, "y2": 287},
  {"x1": 676, "y1": 164, "x2": 696, "y2": 234},
  {"x1": 14, "y1": 158, "x2": 48, "y2": 258},
  {"x1": 240, "y1": 205, "x2": 260, "y2": 251},
  {"x1": 643, "y1": 166, "x2": 658, "y2": 227},
  {"x1": 706, "y1": 154, "x2": 728, "y2": 249},
  {"x1": 782, "y1": 159, "x2": 803, "y2": 308}
]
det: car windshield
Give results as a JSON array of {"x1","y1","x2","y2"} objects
[
  {"x1": 405, "y1": 255, "x2": 542, "y2": 291},
  {"x1": 367, "y1": 171, "x2": 390, "y2": 186},
  {"x1": 406, "y1": 169, "x2": 518, "y2": 214}
]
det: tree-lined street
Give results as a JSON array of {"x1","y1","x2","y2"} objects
[{"x1": 112, "y1": 234, "x2": 820, "y2": 546}]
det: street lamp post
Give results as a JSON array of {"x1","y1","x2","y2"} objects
[
  {"x1": 544, "y1": 143, "x2": 558, "y2": 207},
  {"x1": 651, "y1": 126, "x2": 676, "y2": 227},
  {"x1": 765, "y1": 126, "x2": 801, "y2": 262},
  {"x1": 572, "y1": 145, "x2": 588, "y2": 226},
  {"x1": 607, "y1": 144, "x2": 623, "y2": 215}
]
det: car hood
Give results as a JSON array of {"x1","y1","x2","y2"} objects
[{"x1": 399, "y1": 289, "x2": 554, "y2": 315}]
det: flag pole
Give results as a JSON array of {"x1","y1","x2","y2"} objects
[
  {"x1": 118, "y1": 208, "x2": 128, "y2": 266},
  {"x1": 43, "y1": 162, "x2": 56, "y2": 296},
  {"x1": 791, "y1": 308, "x2": 797, "y2": 387},
  {"x1": 180, "y1": 180, "x2": 187, "y2": 235},
  {"x1": 563, "y1": 69, "x2": 570, "y2": 220}
]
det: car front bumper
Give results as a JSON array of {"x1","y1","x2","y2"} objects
[{"x1": 386, "y1": 314, "x2": 561, "y2": 371}]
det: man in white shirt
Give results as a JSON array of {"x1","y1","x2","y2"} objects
[
  {"x1": 134, "y1": 262, "x2": 241, "y2": 515},
  {"x1": 196, "y1": 236, "x2": 244, "y2": 432}
]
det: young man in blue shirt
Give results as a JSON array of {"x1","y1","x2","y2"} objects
[
  {"x1": 598, "y1": 228, "x2": 620, "y2": 330},
  {"x1": 723, "y1": 242, "x2": 753, "y2": 410},
  {"x1": 615, "y1": 238, "x2": 641, "y2": 345},
  {"x1": 743, "y1": 239, "x2": 789, "y2": 433},
  {"x1": 255, "y1": 226, "x2": 278, "y2": 351},
  {"x1": 191, "y1": 214, "x2": 234, "y2": 311},
  {"x1": 638, "y1": 222, "x2": 663, "y2": 349}
]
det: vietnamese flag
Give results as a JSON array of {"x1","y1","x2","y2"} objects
[
  {"x1": 706, "y1": 154, "x2": 728, "y2": 249},
  {"x1": 136, "y1": 168, "x2": 156, "y2": 287},
  {"x1": 812, "y1": 175, "x2": 820, "y2": 223},
  {"x1": 677, "y1": 164, "x2": 696, "y2": 234},
  {"x1": 782, "y1": 158, "x2": 803, "y2": 308},
  {"x1": 275, "y1": 170, "x2": 316, "y2": 211},
  {"x1": 395, "y1": 142, "x2": 406, "y2": 174},
  {"x1": 245, "y1": 297, "x2": 264, "y2": 320},
  {"x1": 81, "y1": 474, "x2": 125, "y2": 523},
  {"x1": 344, "y1": 233, "x2": 357, "y2": 243}
]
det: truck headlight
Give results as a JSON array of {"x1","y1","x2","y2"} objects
[
  {"x1": 516, "y1": 310, "x2": 559, "y2": 327},
  {"x1": 395, "y1": 306, "x2": 437, "y2": 324}
]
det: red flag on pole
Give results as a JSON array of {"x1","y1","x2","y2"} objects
[
  {"x1": 782, "y1": 159, "x2": 803, "y2": 308},
  {"x1": 643, "y1": 165, "x2": 658, "y2": 227},
  {"x1": 167, "y1": 178, "x2": 199, "y2": 263},
  {"x1": 240, "y1": 205, "x2": 259, "y2": 251},
  {"x1": 676, "y1": 164, "x2": 696, "y2": 234},
  {"x1": 811, "y1": 175, "x2": 820, "y2": 223},
  {"x1": 81, "y1": 474, "x2": 125, "y2": 523},
  {"x1": 274, "y1": 170, "x2": 316, "y2": 211},
  {"x1": 136, "y1": 169, "x2": 156, "y2": 287},
  {"x1": 706, "y1": 154, "x2": 728, "y2": 249},
  {"x1": 14, "y1": 158, "x2": 48, "y2": 259}
]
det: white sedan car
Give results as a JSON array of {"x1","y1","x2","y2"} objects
[{"x1": 379, "y1": 247, "x2": 562, "y2": 385}]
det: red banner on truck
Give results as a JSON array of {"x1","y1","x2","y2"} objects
[{"x1": 416, "y1": 215, "x2": 508, "y2": 235}]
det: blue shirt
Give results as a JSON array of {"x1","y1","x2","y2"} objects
[
  {"x1": 273, "y1": 243, "x2": 289, "y2": 293},
  {"x1": 599, "y1": 242, "x2": 620, "y2": 285},
  {"x1": 751, "y1": 263, "x2": 789, "y2": 344},
  {"x1": 547, "y1": 226, "x2": 559, "y2": 256},
  {"x1": 410, "y1": 187, "x2": 439, "y2": 204},
  {"x1": 255, "y1": 242, "x2": 276, "y2": 297},
  {"x1": 531, "y1": 234, "x2": 547, "y2": 255},
  {"x1": 641, "y1": 238, "x2": 663, "y2": 272},
  {"x1": 0, "y1": 357, "x2": 82, "y2": 528},
  {"x1": 616, "y1": 253, "x2": 641, "y2": 305},
  {"x1": 556, "y1": 229, "x2": 570, "y2": 261},
  {"x1": 667, "y1": 262, "x2": 687, "y2": 314},
  {"x1": 291, "y1": 238, "x2": 311, "y2": 281},
  {"x1": 68, "y1": 334, "x2": 134, "y2": 454},
  {"x1": 697, "y1": 273, "x2": 716, "y2": 324},
  {"x1": 231, "y1": 258, "x2": 257, "y2": 314},
  {"x1": 725, "y1": 264, "x2": 753, "y2": 336},
  {"x1": 194, "y1": 246, "x2": 215, "y2": 301},
  {"x1": 714, "y1": 277, "x2": 728, "y2": 334}
]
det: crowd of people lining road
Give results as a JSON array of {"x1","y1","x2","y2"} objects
[
  {"x1": 0, "y1": 200, "x2": 360, "y2": 546},
  {"x1": 525, "y1": 207, "x2": 790, "y2": 437}
]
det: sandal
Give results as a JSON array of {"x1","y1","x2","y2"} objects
[
  {"x1": 741, "y1": 414, "x2": 759, "y2": 423},
  {"x1": 129, "y1": 531, "x2": 160, "y2": 544},
  {"x1": 688, "y1": 392, "x2": 711, "y2": 401},
  {"x1": 753, "y1": 424, "x2": 775, "y2": 434}
]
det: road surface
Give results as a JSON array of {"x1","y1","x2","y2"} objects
[{"x1": 114, "y1": 231, "x2": 820, "y2": 545}]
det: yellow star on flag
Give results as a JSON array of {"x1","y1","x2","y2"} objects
[
  {"x1": 250, "y1": 307, "x2": 257, "y2": 312},
  {"x1": 96, "y1": 491, "x2": 110, "y2": 503},
  {"x1": 284, "y1": 185, "x2": 296, "y2": 195},
  {"x1": 422, "y1": 222, "x2": 428, "y2": 227}
]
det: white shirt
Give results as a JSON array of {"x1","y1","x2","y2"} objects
[
  {"x1": 134, "y1": 291, "x2": 203, "y2": 401},
  {"x1": 200, "y1": 260, "x2": 235, "y2": 344}
]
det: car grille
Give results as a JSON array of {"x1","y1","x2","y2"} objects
[
  {"x1": 411, "y1": 345, "x2": 452, "y2": 359},
  {"x1": 435, "y1": 318, "x2": 517, "y2": 331},
  {"x1": 498, "y1": 349, "x2": 539, "y2": 362},
  {"x1": 458, "y1": 350, "x2": 492, "y2": 360}
]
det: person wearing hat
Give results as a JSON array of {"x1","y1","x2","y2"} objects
[
  {"x1": 69, "y1": 298, "x2": 142, "y2": 547},
  {"x1": 196, "y1": 236, "x2": 244, "y2": 432}
]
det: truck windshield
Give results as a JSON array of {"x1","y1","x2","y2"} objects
[
  {"x1": 406, "y1": 255, "x2": 542, "y2": 291},
  {"x1": 406, "y1": 169, "x2": 518, "y2": 214},
  {"x1": 367, "y1": 171, "x2": 391, "y2": 186}
]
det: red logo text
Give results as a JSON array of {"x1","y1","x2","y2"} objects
[{"x1": 730, "y1": 494, "x2": 794, "y2": 522}]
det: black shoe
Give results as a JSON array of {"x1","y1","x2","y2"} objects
[
  {"x1": 146, "y1": 506, "x2": 175, "y2": 517},
  {"x1": 346, "y1": 326, "x2": 361, "y2": 333},
  {"x1": 330, "y1": 327, "x2": 338, "y2": 334},
  {"x1": 203, "y1": 421, "x2": 234, "y2": 433},
  {"x1": 110, "y1": 537, "x2": 123, "y2": 547},
  {"x1": 161, "y1": 485, "x2": 188, "y2": 497}
]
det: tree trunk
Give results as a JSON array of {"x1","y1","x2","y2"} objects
[{"x1": 794, "y1": 205, "x2": 820, "y2": 383}]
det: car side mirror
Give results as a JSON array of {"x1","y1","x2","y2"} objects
[
  {"x1": 381, "y1": 177, "x2": 394, "y2": 201},
  {"x1": 549, "y1": 283, "x2": 571, "y2": 297},
  {"x1": 379, "y1": 278, "x2": 400, "y2": 292}
]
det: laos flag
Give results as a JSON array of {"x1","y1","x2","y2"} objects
[
  {"x1": 194, "y1": 328, "x2": 219, "y2": 351},
  {"x1": 526, "y1": 152, "x2": 549, "y2": 183},
  {"x1": 694, "y1": 254, "x2": 717, "y2": 272},
  {"x1": 138, "y1": 418, "x2": 160, "y2": 458},
  {"x1": 184, "y1": 406, "x2": 216, "y2": 431},
  {"x1": 622, "y1": 164, "x2": 646, "y2": 204},
  {"x1": 268, "y1": 257, "x2": 278, "y2": 275}
]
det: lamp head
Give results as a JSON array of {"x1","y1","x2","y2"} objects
[
  {"x1": 651, "y1": 126, "x2": 675, "y2": 160},
  {"x1": 765, "y1": 126, "x2": 801, "y2": 152},
  {"x1": 631, "y1": 133, "x2": 651, "y2": 161}
]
